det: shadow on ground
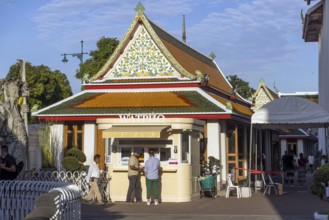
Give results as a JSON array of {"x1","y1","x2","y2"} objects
[{"x1": 81, "y1": 173, "x2": 329, "y2": 220}]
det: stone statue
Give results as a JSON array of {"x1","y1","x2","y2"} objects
[{"x1": 0, "y1": 79, "x2": 28, "y2": 167}]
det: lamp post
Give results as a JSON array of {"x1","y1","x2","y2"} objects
[
  {"x1": 61, "y1": 40, "x2": 88, "y2": 65},
  {"x1": 305, "y1": 0, "x2": 315, "y2": 5}
]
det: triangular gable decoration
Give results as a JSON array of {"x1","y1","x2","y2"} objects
[
  {"x1": 102, "y1": 25, "x2": 181, "y2": 79},
  {"x1": 90, "y1": 2, "x2": 196, "y2": 82}
]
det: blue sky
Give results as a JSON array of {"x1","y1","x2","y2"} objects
[{"x1": 0, "y1": 0, "x2": 319, "y2": 94}]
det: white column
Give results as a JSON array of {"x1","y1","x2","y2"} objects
[
  {"x1": 207, "y1": 121, "x2": 220, "y2": 159},
  {"x1": 207, "y1": 120, "x2": 226, "y2": 187},
  {"x1": 178, "y1": 133, "x2": 182, "y2": 163},
  {"x1": 219, "y1": 121, "x2": 227, "y2": 181},
  {"x1": 280, "y1": 139, "x2": 287, "y2": 157},
  {"x1": 188, "y1": 133, "x2": 192, "y2": 164},
  {"x1": 297, "y1": 139, "x2": 304, "y2": 155},
  {"x1": 50, "y1": 123, "x2": 64, "y2": 170},
  {"x1": 84, "y1": 122, "x2": 96, "y2": 165},
  {"x1": 318, "y1": 0, "x2": 329, "y2": 155}
]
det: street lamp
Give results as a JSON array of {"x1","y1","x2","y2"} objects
[
  {"x1": 61, "y1": 40, "x2": 88, "y2": 65},
  {"x1": 305, "y1": 0, "x2": 315, "y2": 5}
]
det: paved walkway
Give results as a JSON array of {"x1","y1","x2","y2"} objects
[{"x1": 81, "y1": 173, "x2": 329, "y2": 220}]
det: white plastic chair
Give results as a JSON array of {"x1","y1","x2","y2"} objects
[
  {"x1": 263, "y1": 174, "x2": 278, "y2": 195},
  {"x1": 226, "y1": 174, "x2": 241, "y2": 198}
]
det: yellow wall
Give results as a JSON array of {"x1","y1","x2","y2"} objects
[{"x1": 107, "y1": 164, "x2": 192, "y2": 202}]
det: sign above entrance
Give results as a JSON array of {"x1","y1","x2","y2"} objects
[{"x1": 119, "y1": 113, "x2": 166, "y2": 123}]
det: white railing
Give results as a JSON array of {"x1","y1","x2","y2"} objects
[
  {"x1": 48, "y1": 184, "x2": 81, "y2": 219},
  {"x1": 20, "y1": 170, "x2": 111, "y2": 202},
  {"x1": 0, "y1": 181, "x2": 81, "y2": 220}
]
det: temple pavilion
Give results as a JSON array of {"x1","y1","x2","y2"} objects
[{"x1": 33, "y1": 3, "x2": 253, "y2": 202}]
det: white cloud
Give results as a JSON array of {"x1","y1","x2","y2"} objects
[
  {"x1": 32, "y1": 0, "x2": 196, "y2": 50},
  {"x1": 186, "y1": 0, "x2": 307, "y2": 80},
  {"x1": 31, "y1": 0, "x2": 317, "y2": 92}
]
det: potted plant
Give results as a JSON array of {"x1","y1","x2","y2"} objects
[
  {"x1": 38, "y1": 123, "x2": 56, "y2": 171},
  {"x1": 201, "y1": 156, "x2": 222, "y2": 176},
  {"x1": 199, "y1": 156, "x2": 222, "y2": 198},
  {"x1": 314, "y1": 211, "x2": 329, "y2": 220}
]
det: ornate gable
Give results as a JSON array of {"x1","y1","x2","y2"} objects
[
  {"x1": 252, "y1": 88, "x2": 272, "y2": 111},
  {"x1": 251, "y1": 80, "x2": 278, "y2": 111},
  {"x1": 90, "y1": 3, "x2": 197, "y2": 82},
  {"x1": 103, "y1": 25, "x2": 180, "y2": 79}
]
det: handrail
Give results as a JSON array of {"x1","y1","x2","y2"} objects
[
  {"x1": 0, "y1": 180, "x2": 81, "y2": 220},
  {"x1": 19, "y1": 170, "x2": 111, "y2": 202}
]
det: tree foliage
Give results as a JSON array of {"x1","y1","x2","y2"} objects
[
  {"x1": 226, "y1": 75, "x2": 255, "y2": 99},
  {"x1": 5, "y1": 62, "x2": 72, "y2": 117},
  {"x1": 76, "y1": 36, "x2": 119, "y2": 80}
]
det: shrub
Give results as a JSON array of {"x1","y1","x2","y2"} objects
[
  {"x1": 66, "y1": 148, "x2": 86, "y2": 163},
  {"x1": 61, "y1": 148, "x2": 86, "y2": 172},
  {"x1": 313, "y1": 163, "x2": 329, "y2": 184},
  {"x1": 310, "y1": 163, "x2": 329, "y2": 199},
  {"x1": 309, "y1": 183, "x2": 325, "y2": 199},
  {"x1": 61, "y1": 156, "x2": 80, "y2": 171}
]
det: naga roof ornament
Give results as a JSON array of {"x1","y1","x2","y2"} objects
[{"x1": 135, "y1": 2, "x2": 145, "y2": 14}]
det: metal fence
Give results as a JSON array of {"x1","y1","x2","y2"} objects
[
  {"x1": 19, "y1": 170, "x2": 111, "y2": 202},
  {"x1": 0, "y1": 180, "x2": 81, "y2": 220}
]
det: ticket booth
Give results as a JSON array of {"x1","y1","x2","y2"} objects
[{"x1": 97, "y1": 117, "x2": 204, "y2": 202}]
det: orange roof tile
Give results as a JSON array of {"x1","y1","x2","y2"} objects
[
  {"x1": 209, "y1": 94, "x2": 253, "y2": 116},
  {"x1": 148, "y1": 20, "x2": 233, "y2": 95},
  {"x1": 74, "y1": 92, "x2": 193, "y2": 108}
]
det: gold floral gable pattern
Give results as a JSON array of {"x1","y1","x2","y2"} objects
[{"x1": 107, "y1": 26, "x2": 179, "y2": 78}]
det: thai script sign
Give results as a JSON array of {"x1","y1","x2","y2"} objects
[{"x1": 119, "y1": 113, "x2": 166, "y2": 122}]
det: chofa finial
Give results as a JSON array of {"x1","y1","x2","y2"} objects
[{"x1": 135, "y1": 2, "x2": 145, "y2": 14}]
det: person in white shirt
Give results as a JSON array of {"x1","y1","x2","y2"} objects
[
  {"x1": 84, "y1": 154, "x2": 104, "y2": 205},
  {"x1": 308, "y1": 153, "x2": 314, "y2": 173}
]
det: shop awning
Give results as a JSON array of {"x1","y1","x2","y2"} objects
[{"x1": 102, "y1": 126, "x2": 169, "y2": 138}]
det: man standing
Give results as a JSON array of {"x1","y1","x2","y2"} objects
[
  {"x1": 0, "y1": 145, "x2": 17, "y2": 180},
  {"x1": 282, "y1": 151, "x2": 295, "y2": 186},
  {"x1": 144, "y1": 150, "x2": 160, "y2": 206},
  {"x1": 126, "y1": 152, "x2": 143, "y2": 203},
  {"x1": 85, "y1": 154, "x2": 104, "y2": 205}
]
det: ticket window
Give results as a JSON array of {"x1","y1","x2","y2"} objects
[
  {"x1": 120, "y1": 147, "x2": 132, "y2": 166},
  {"x1": 147, "y1": 147, "x2": 171, "y2": 162},
  {"x1": 135, "y1": 147, "x2": 144, "y2": 163},
  {"x1": 181, "y1": 132, "x2": 189, "y2": 162},
  {"x1": 119, "y1": 147, "x2": 145, "y2": 165},
  {"x1": 119, "y1": 146, "x2": 171, "y2": 165}
]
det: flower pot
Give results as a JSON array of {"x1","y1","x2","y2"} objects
[{"x1": 314, "y1": 211, "x2": 329, "y2": 220}]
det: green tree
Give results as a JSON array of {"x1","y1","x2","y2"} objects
[
  {"x1": 76, "y1": 36, "x2": 119, "y2": 80},
  {"x1": 226, "y1": 75, "x2": 255, "y2": 99},
  {"x1": 5, "y1": 62, "x2": 72, "y2": 119}
]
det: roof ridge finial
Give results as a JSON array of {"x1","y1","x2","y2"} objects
[
  {"x1": 182, "y1": 15, "x2": 186, "y2": 43},
  {"x1": 135, "y1": 2, "x2": 145, "y2": 14}
]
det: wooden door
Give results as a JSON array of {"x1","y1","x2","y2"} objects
[
  {"x1": 96, "y1": 127, "x2": 105, "y2": 170},
  {"x1": 227, "y1": 124, "x2": 239, "y2": 182}
]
